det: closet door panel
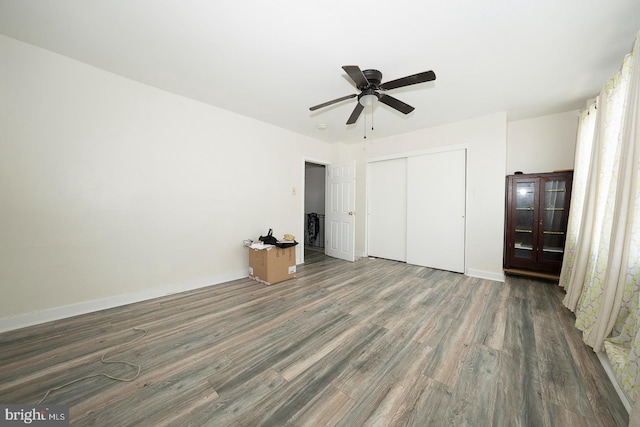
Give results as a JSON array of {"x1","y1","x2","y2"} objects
[
  {"x1": 406, "y1": 150, "x2": 466, "y2": 273},
  {"x1": 367, "y1": 158, "x2": 407, "y2": 261}
]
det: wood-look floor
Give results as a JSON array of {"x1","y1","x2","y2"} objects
[{"x1": 0, "y1": 250, "x2": 629, "y2": 426}]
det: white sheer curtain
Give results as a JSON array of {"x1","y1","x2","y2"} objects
[
  {"x1": 560, "y1": 102, "x2": 597, "y2": 308},
  {"x1": 559, "y1": 31, "x2": 640, "y2": 405}
]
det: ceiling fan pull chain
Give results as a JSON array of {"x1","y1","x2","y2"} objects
[
  {"x1": 371, "y1": 105, "x2": 375, "y2": 131},
  {"x1": 364, "y1": 110, "x2": 367, "y2": 139}
]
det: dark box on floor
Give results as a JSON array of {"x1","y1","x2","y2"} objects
[{"x1": 248, "y1": 246, "x2": 296, "y2": 285}]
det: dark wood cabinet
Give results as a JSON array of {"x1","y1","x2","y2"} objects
[{"x1": 504, "y1": 171, "x2": 573, "y2": 279}]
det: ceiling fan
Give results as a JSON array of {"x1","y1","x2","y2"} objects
[{"x1": 309, "y1": 65, "x2": 436, "y2": 125}]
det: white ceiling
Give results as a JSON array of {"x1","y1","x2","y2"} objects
[{"x1": 1, "y1": 1, "x2": 639, "y2": 144}]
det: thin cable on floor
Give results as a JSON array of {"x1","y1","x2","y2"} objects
[{"x1": 36, "y1": 327, "x2": 148, "y2": 405}]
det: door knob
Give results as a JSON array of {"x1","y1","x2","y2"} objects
[{"x1": 348, "y1": 211, "x2": 354, "y2": 216}]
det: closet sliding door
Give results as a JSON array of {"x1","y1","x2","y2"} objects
[
  {"x1": 406, "y1": 149, "x2": 466, "y2": 273},
  {"x1": 367, "y1": 158, "x2": 407, "y2": 262}
]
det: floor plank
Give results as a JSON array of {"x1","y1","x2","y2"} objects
[{"x1": 0, "y1": 251, "x2": 629, "y2": 426}]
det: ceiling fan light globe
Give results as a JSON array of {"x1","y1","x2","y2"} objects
[{"x1": 359, "y1": 93, "x2": 378, "y2": 107}]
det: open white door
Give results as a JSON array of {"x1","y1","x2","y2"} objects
[{"x1": 325, "y1": 160, "x2": 356, "y2": 262}]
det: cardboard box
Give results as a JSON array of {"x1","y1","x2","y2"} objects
[{"x1": 248, "y1": 246, "x2": 296, "y2": 285}]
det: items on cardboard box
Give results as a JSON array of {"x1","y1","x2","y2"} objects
[
  {"x1": 258, "y1": 228, "x2": 278, "y2": 245},
  {"x1": 248, "y1": 245, "x2": 296, "y2": 285},
  {"x1": 257, "y1": 229, "x2": 299, "y2": 248}
]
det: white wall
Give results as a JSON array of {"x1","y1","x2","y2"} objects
[
  {"x1": 0, "y1": 34, "x2": 581, "y2": 328},
  {"x1": 507, "y1": 111, "x2": 579, "y2": 175},
  {"x1": 338, "y1": 112, "x2": 508, "y2": 281},
  {"x1": 0, "y1": 35, "x2": 332, "y2": 328}
]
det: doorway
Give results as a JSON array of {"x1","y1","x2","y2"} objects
[{"x1": 304, "y1": 162, "x2": 326, "y2": 258}]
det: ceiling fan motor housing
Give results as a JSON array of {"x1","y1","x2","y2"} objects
[{"x1": 361, "y1": 69, "x2": 382, "y2": 89}]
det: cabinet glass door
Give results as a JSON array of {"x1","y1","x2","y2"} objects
[
  {"x1": 514, "y1": 181, "x2": 536, "y2": 260},
  {"x1": 541, "y1": 178, "x2": 567, "y2": 262}
]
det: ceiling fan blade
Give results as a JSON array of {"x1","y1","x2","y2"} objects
[
  {"x1": 342, "y1": 65, "x2": 370, "y2": 89},
  {"x1": 346, "y1": 103, "x2": 364, "y2": 125},
  {"x1": 309, "y1": 94, "x2": 357, "y2": 111},
  {"x1": 380, "y1": 70, "x2": 436, "y2": 91},
  {"x1": 379, "y1": 94, "x2": 415, "y2": 114}
]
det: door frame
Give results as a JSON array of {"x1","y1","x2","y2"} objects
[{"x1": 301, "y1": 157, "x2": 330, "y2": 265}]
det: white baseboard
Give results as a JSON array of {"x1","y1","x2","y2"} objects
[
  {"x1": 0, "y1": 270, "x2": 248, "y2": 334},
  {"x1": 597, "y1": 351, "x2": 632, "y2": 413},
  {"x1": 466, "y1": 268, "x2": 506, "y2": 282}
]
